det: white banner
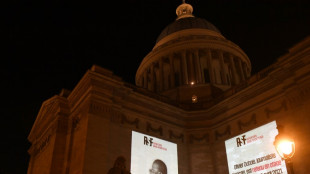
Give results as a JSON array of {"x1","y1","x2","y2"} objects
[
  {"x1": 131, "y1": 131, "x2": 178, "y2": 174},
  {"x1": 225, "y1": 121, "x2": 288, "y2": 174}
]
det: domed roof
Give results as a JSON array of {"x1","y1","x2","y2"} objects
[{"x1": 156, "y1": 17, "x2": 221, "y2": 43}]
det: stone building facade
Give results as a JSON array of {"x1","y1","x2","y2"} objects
[{"x1": 27, "y1": 2, "x2": 310, "y2": 174}]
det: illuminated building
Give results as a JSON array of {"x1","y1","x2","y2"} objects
[{"x1": 27, "y1": 2, "x2": 310, "y2": 174}]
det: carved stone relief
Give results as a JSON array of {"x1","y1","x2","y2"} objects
[
  {"x1": 189, "y1": 133, "x2": 209, "y2": 144},
  {"x1": 89, "y1": 102, "x2": 112, "y2": 116},
  {"x1": 215, "y1": 125, "x2": 231, "y2": 140},
  {"x1": 146, "y1": 122, "x2": 163, "y2": 136},
  {"x1": 265, "y1": 100, "x2": 287, "y2": 118},
  {"x1": 121, "y1": 115, "x2": 139, "y2": 129},
  {"x1": 169, "y1": 130, "x2": 184, "y2": 143},
  {"x1": 286, "y1": 86, "x2": 310, "y2": 108},
  {"x1": 238, "y1": 114, "x2": 257, "y2": 131}
]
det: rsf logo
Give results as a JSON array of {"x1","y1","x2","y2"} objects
[
  {"x1": 144, "y1": 136, "x2": 153, "y2": 146},
  {"x1": 236, "y1": 135, "x2": 246, "y2": 147}
]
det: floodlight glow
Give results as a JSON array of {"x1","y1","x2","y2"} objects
[
  {"x1": 274, "y1": 137, "x2": 295, "y2": 160},
  {"x1": 277, "y1": 141, "x2": 293, "y2": 155}
]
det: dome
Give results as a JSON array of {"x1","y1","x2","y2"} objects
[
  {"x1": 156, "y1": 17, "x2": 221, "y2": 43},
  {"x1": 136, "y1": 2, "x2": 251, "y2": 107}
]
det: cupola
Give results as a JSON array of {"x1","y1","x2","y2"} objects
[{"x1": 136, "y1": 1, "x2": 251, "y2": 107}]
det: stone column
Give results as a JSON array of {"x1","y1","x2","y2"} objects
[
  {"x1": 143, "y1": 70, "x2": 147, "y2": 88},
  {"x1": 159, "y1": 58, "x2": 164, "y2": 91},
  {"x1": 229, "y1": 54, "x2": 238, "y2": 84},
  {"x1": 138, "y1": 77, "x2": 142, "y2": 87},
  {"x1": 194, "y1": 49, "x2": 202, "y2": 83},
  {"x1": 242, "y1": 62, "x2": 248, "y2": 78},
  {"x1": 188, "y1": 50, "x2": 195, "y2": 83},
  {"x1": 207, "y1": 49, "x2": 214, "y2": 83},
  {"x1": 238, "y1": 59, "x2": 245, "y2": 81},
  {"x1": 181, "y1": 50, "x2": 188, "y2": 84},
  {"x1": 169, "y1": 54, "x2": 175, "y2": 88},
  {"x1": 150, "y1": 64, "x2": 155, "y2": 91},
  {"x1": 218, "y1": 50, "x2": 228, "y2": 84}
]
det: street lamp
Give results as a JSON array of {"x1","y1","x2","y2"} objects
[{"x1": 274, "y1": 125, "x2": 295, "y2": 174}]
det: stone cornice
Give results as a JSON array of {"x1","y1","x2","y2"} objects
[
  {"x1": 288, "y1": 36, "x2": 310, "y2": 54},
  {"x1": 28, "y1": 119, "x2": 56, "y2": 156},
  {"x1": 86, "y1": 98, "x2": 186, "y2": 144},
  {"x1": 69, "y1": 66, "x2": 186, "y2": 127},
  {"x1": 28, "y1": 95, "x2": 69, "y2": 143},
  {"x1": 67, "y1": 66, "x2": 124, "y2": 113}
]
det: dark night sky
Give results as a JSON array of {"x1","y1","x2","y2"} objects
[{"x1": 2, "y1": 0, "x2": 310, "y2": 173}]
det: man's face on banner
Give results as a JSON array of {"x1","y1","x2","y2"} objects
[
  {"x1": 131, "y1": 131, "x2": 176, "y2": 174},
  {"x1": 149, "y1": 163, "x2": 162, "y2": 174}
]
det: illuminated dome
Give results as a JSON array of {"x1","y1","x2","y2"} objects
[
  {"x1": 136, "y1": 2, "x2": 251, "y2": 106},
  {"x1": 156, "y1": 17, "x2": 220, "y2": 43}
]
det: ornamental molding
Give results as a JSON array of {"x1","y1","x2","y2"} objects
[
  {"x1": 36, "y1": 134, "x2": 52, "y2": 155},
  {"x1": 89, "y1": 102, "x2": 113, "y2": 115},
  {"x1": 169, "y1": 130, "x2": 184, "y2": 143},
  {"x1": 121, "y1": 114, "x2": 140, "y2": 129},
  {"x1": 268, "y1": 68, "x2": 293, "y2": 82},
  {"x1": 287, "y1": 88, "x2": 310, "y2": 108},
  {"x1": 265, "y1": 100, "x2": 288, "y2": 118},
  {"x1": 238, "y1": 114, "x2": 257, "y2": 131},
  {"x1": 237, "y1": 81, "x2": 279, "y2": 104},
  {"x1": 37, "y1": 100, "x2": 57, "y2": 124},
  {"x1": 215, "y1": 125, "x2": 231, "y2": 140},
  {"x1": 189, "y1": 133, "x2": 209, "y2": 144},
  {"x1": 30, "y1": 121, "x2": 57, "y2": 156},
  {"x1": 29, "y1": 134, "x2": 52, "y2": 157},
  {"x1": 146, "y1": 122, "x2": 163, "y2": 136},
  {"x1": 285, "y1": 55, "x2": 307, "y2": 72},
  {"x1": 29, "y1": 99, "x2": 59, "y2": 141}
]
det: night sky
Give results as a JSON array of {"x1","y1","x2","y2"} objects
[{"x1": 3, "y1": 0, "x2": 310, "y2": 173}]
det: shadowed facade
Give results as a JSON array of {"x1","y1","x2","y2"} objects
[{"x1": 27, "y1": 2, "x2": 310, "y2": 174}]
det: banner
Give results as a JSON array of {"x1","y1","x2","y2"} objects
[
  {"x1": 131, "y1": 131, "x2": 178, "y2": 174},
  {"x1": 225, "y1": 121, "x2": 288, "y2": 174}
]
